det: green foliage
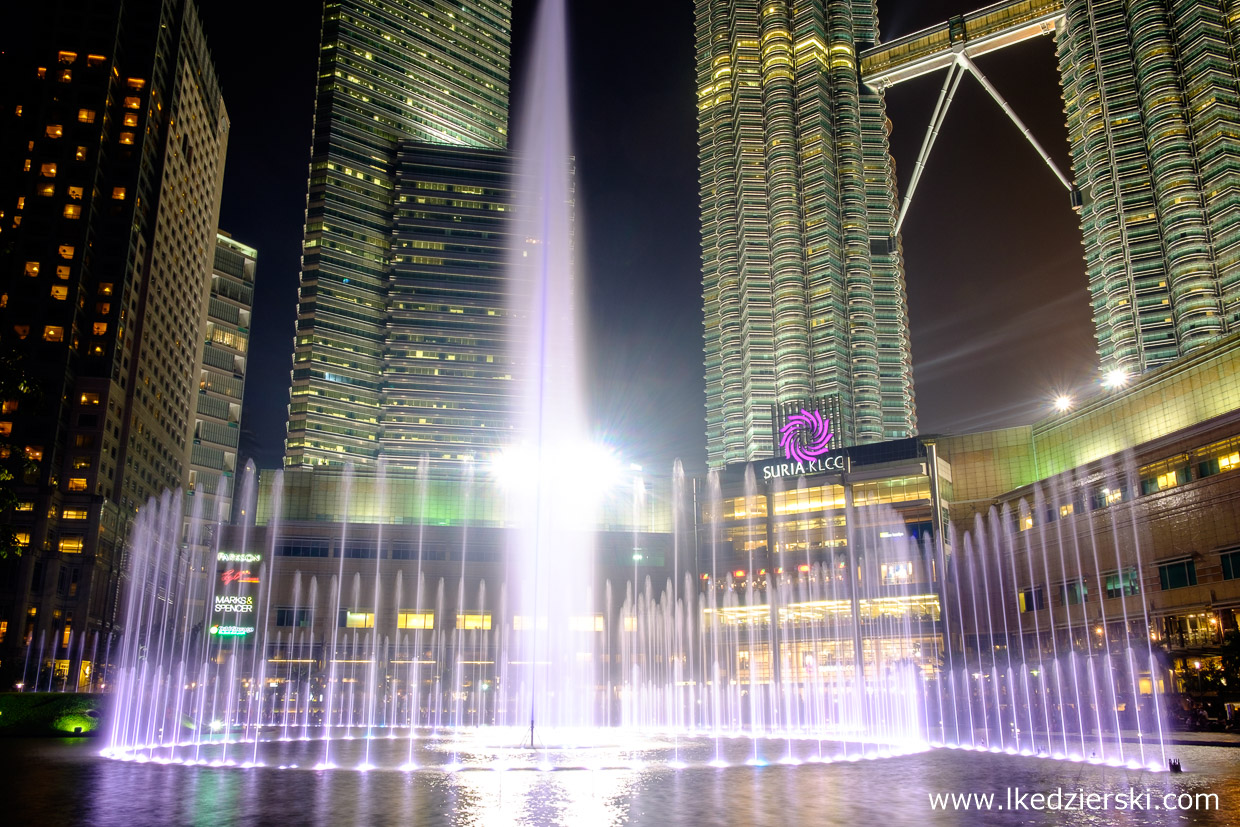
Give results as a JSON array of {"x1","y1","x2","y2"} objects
[
  {"x1": 0, "y1": 693, "x2": 104, "y2": 737},
  {"x1": 0, "y1": 349, "x2": 43, "y2": 559}
]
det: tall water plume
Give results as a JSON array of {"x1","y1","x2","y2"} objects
[{"x1": 507, "y1": 0, "x2": 599, "y2": 734}]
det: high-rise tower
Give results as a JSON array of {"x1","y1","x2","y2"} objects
[
  {"x1": 1057, "y1": 0, "x2": 1240, "y2": 375},
  {"x1": 286, "y1": 0, "x2": 513, "y2": 471},
  {"x1": 696, "y1": 0, "x2": 916, "y2": 468},
  {"x1": 0, "y1": 0, "x2": 229, "y2": 684}
]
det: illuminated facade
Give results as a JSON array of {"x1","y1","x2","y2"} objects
[
  {"x1": 698, "y1": 439, "x2": 949, "y2": 686},
  {"x1": 189, "y1": 232, "x2": 258, "y2": 519},
  {"x1": 286, "y1": 0, "x2": 514, "y2": 471},
  {"x1": 1057, "y1": 0, "x2": 1240, "y2": 375},
  {"x1": 695, "y1": 0, "x2": 917, "y2": 469},
  {"x1": 0, "y1": 0, "x2": 228, "y2": 686}
]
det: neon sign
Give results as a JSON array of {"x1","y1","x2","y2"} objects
[
  {"x1": 220, "y1": 569, "x2": 260, "y2": 585},
  {"x1": 779, "y1": 408, "x2": 833, "y2": 463},
  {"x1": 210, "y1": 625, "x2": 254, "y2": 637},
  {"x1": 215, "y1": 594, "x2": 255, "y2": 614},
  {"x1": 759, "y1": 452, "x2": 847, "y2": 482},
  {"x1": 217, "y1": 552, "x2": 261, "y2": 563}
]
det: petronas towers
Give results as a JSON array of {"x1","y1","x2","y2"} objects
[{"x1": 696, "y1": 0, "x2": 916, "y2": 467}]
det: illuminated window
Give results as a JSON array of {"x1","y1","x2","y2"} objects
[
  {"x1": 1058, "y1": 503, "x2": 1074, "y2": 518},
  {"x1": 111, "y1": 187, "x2": 126, "y2": 200},
  {"x1": 569, "y1": 615, "x2": 605, "y2": 632},
  {"x1": 13, "y1": 326, "x2": 30, "y2": 340},
  {"x1": 25, "y1": 446, "x2": 42, "y2": 461},
  {"x1": 73, "y1": 434, "x2": 94, "y2": 448},
  {"x1": 50, "y1": 285, "x2": 68, "y2": 300},
  {"x1": 95, "y1": 302, "x2": 110, "y2": 314},
  {"x1": 45, "y1": 124, "x2": 63, "y2": 139},
  {"x1": 59, "y1": 245, "x2": 74, "y2": 259},
  {"x1": 23, "y1": 159, "x2": 31, "y2": 172},
  {"x1": 122, "y1": 97, "x2": 140, "y2": 109},
  {"x1": 98, "y1": 283, "x2": 112, "y2": 295},
  {"x1": 66, "y1": 478, "x2": 87, "y2": 493},
  {"x1": 36, "y1": 67, "x2": 46, "y2": 79},
  {"x1": 91, "y1": 322, "x2": 107, "y2": 335},
  {"x1": 62, "y1": 509, "x2": 88, "y2": 520},
  {"x1": 119, "y1": 133, "x2": 134, "y2": 145},
  {"x1": 1017, "y1": 587, "x2": 1045, "y2": 613},
  {"x1": 56, "y1": 266, "x2": 70, "y2": 280},
  {"x1": 58, "y1": 51, "x2": 77, "y2": 64},
  {"x1": 59, "y1": 69, "x2": 72, "y2": 83},
  {"x1": 122, "y1": 112, "x2": 138, "y2": 127},
  {"x1": 43, "y1": 325, "x2": 64, "y2": 342},
  {"x1": 79, "y1": 392, "x2": 99, "y2": 405},
  {"x1": 77, "y1": 109, "x2": 95, "y2": 123},
  {"x1": 24, "y1": 261, "x2": 39, "y2": 277},
  {"x1": 86, "y1": 54, "x2": 106, "y2": 67},
  {"x1": 40, "y1": 163, "x2": 57, "y2": 177},
  {"x1": 59, "y1": 536, "x2": 84, "y2": 552},
  {"x1": 1, "y1": 400, "x2": 16, "y2": 414},
  {"x1": 456, "y1": 612, "x2": 491, "y2": 630},
  {"x1": 16, "y1": 197, "x2": 24, "y2": 210},
  {"x1": 0, "y1": 422, "x2": 9, "y2": 436},
  {"x1": 63, "y1": 204, "x2": 81, "y2": 219},
  {"x1": 14, "y1": 105, "x2": 22, "y2": 117},
  {"x1": 15, "y1": 533, "x2": 30, "y2": 547},
  {"x1": 339, "y1": 610, "x2": 374, "y2": 628},
  {"x1": 1104, "y1": 568, "x2": 1140, "y2": 599},
  {"x1": 127, "y1": 78, "x2": 145, "y2": 90},
  {"x1": 397, "y1": 611, "x2": 434, "y2": 629},
  {"x1": 68, "y1": 186, "x2": 83, "y2": 200},
  {"x1": 72, "y1": 456, "x2": 91, "y2": 469},
  {"x1": 75, "y1": 146, "x2": 87, "y2": 161},
  {"x1": 38, "y1": 184, "x2": 55, "y2": 197}
]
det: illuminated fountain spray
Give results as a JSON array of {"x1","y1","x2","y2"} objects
[
  {"x1": 506, "y1": 0, "x2": 600, "y2": 740},
  {"x1": 99, "y1": 0, "x2": 1169, "y2": 777}
]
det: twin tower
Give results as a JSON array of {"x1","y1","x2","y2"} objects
[{"x1": 288, "y1": 0, "x2": 1240, "y2": 472}]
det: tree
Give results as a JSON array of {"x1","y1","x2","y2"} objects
[{"x1": 0, "y1": 349, "x2": 42, "y2": 558}]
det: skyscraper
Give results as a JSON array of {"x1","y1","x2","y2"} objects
[
  {"x1": 1057, "y1": 0, "x2": 1240, "y2": 375},
  {"x1": 189, "y1": 232, "x2": 258, "y2": 519},
  {"x1": 695, "y1": 0, "x2": 916, "y2": 468},
  {"x1": 0, "y1": 0, "x2": 228, "y2": 685},
  {"x1": 285, "y1": 0, "x2": 514, "y2": 471}
]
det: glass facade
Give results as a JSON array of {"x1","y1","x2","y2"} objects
[
  {"x1": 287, "y1": 0, "x2": 513, "y2": 470},
  {"x1": 695, "y1": 0, "x2": 917, "y2": 468},
  {"x1": 189, "y1": 233, "x2": 257, "y2": 518},
  {"x1": 1057, "y1": 0, "x2": 1240, "y2": 374}
]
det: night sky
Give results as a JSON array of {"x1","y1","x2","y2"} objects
[{"x1": 194, "y1": 0, "x2": 1097, "y2": 475}]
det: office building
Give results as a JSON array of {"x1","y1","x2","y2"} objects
[
  {"x1": 1057, "y1": 0, "x2": 1240, "y2": 375},
  {"x1": 286, "y1": 0, "x2": 514, "y2": 471},
  {"x1": 189, "y1": 232, "x2": 257, "y2": 519},
  {"x1": 695, "y1": 0, "x2": 917, "y2": 469}
]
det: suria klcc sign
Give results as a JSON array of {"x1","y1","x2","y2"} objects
[{"x1": 762, "y1": 408, "x2": 846, "y2": 481}]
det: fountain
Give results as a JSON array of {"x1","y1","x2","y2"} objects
[{"x1": 97, "y1": 0, "x2": 1169, "y2": 781}]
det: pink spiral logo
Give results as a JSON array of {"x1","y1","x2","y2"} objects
[{"x1": 779, "y1": 408, "x2": 833, "y2": 463}]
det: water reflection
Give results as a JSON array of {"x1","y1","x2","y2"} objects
[{"x1": 2, "y1": 739, "x2": 1237, "y2": 826}]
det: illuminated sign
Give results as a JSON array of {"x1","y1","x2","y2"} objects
[
  {"x1": 779, "y1": 408, "x2": 833, "y2": 463},
  {"x1": 215, "y1": 594, "x2": 255, "y2": 614},
  {"x1": 220, "y1": 569, "x2": 260, "y2": 585},
  {"x1": 217, "y1": 552, "x2": 261, "y2": 563},
  {"x1": 210, "y1": 625, "x2": 254, "y2": 637},
  {"x1": 760, "y1": 452, "x2": 847, "y2": 482}
]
